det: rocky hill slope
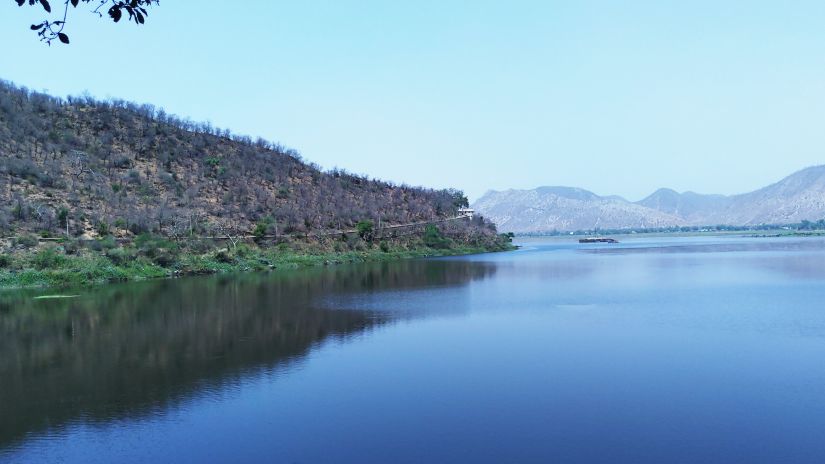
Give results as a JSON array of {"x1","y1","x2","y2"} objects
[{"x1": 0, "y1": 79, "x2": 498, "y2": 243}]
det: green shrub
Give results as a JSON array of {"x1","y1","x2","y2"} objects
[
  {"x1": 112, "y1": 156, "x2": 131, "y2": 169},
  {"x1": 13, "y1": 234, "x2": 39, "y2": 249},
  {"x1": 105, "y1": 247, "x2": 137, "y2": 266},
  {"x1": 215, "y1": 249, "x2": 234, "y2": 263},
  {"x1": 186, "y1": 239, "x2": 213, "y2": 254},
  {"x1": 253, "y1": 217, "x2": 274, "y2": 242},
  {"x1": 87, "y1": 236, "x2": 116, "y2": 252},
  {"x1": 135, "y1": 233, "x2": 180, "y2": 267},
  {"x1": 379, "y1": 240, "x2": 390, "y2": 253},
  {"x1": 98, "y1": 236, "x2": 117, "y2": 250},
  {"x1": 31, "y1": 247, "x2": 67, "y2": 270},
  {"x1": 233, "y1": 243, "x2": 254, "y2": 258},
  {"x1": 127, "y1": 170, "x2": 141, "y2": 184},
  {"x1": 356, "y1": 220, "x2": 374, "y2": 242},
  {"x1": 0, "y1": 254, "x2": 11, "y2": 268},
  {"x1": 57, "y1": 207, "x2": 69, "y2": 225},
  {"x1": 345, "y1": 234, "x2": 361, "y2": 250},
  {"x1": 151, "y1": 250, "x2": 178, "y2": 267},
  {"x1": 11, "y1": 203, "x2": 24, "y2": 220},
  {"x1": 135, "y1": 233, "x2": 175, "y2": 252},
  {"x1": 96, "y1": 221, "x2": 110, "y2": 236},
  {"x1": 423, "y1": 224, "x2": 450, "y2": 249},
  {"x1": 63, "y1": 239, "x2": 82, "y2": 255}
]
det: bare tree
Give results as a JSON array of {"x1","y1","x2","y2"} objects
[
  {"x1": 70, "y1": 151, "x2": 98, "y2": 179},
  {"x1": 213, "y1": 220, "x2": 243, "y2": 250}
]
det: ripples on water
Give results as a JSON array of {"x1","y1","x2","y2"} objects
[{"x1": 3, "y1": 236, "x2": 825, "y2": 463}]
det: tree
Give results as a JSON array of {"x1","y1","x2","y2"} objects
[
  {"x1": 423, "y1": 224, "x2": 450, "y2": 249},
  {"x1": 447, "y1": 188, "x2": 469, "y2": 209},
  {"x1": 57, "y1": 206, "x2": 69, "y2": 236},
  {"x1": 213, "y1": 220, "x2": 242, "y2": 250},
  {"x1": 253, "y1": 216, "x2": 274, "y2": 243},
  {"x1": 15, "y1": 0, "x2": 159, "y2": 45},
  {"x1": 356, "y1": 220, "x2": 374, "y2": 243}
]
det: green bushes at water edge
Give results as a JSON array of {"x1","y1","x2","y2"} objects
[{"x1": 0, "y1": 233, "x2": 515, "y2": 290}]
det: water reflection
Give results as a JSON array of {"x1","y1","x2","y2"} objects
[
  {"x1": 509, "y1": 237, "x2": 825, "y2": 284},
  {"x1": 7, "y1": 238, "x2": 825, "y2": 463},
  {"x1": 578, "y1": 237, "x2": 825, "y2": 255},
  {"x1": 0, "y1": 259, "x2": 497, "y2": 450}
]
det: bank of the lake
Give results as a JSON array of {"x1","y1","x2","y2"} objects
[{"x1": 0, "y1": 238, "x2": 514, "y2": 290}]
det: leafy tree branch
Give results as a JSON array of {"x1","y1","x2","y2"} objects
[{"x1": 17, "y1": 0, "x2": 159, "y2": 45}]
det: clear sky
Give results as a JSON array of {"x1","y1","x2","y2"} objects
[{"x1": 2, "y1": 1, "x2": 825, "y2": 201}]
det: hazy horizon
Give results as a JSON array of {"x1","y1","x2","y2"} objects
[
  {"x1": 477, "y1": 162, "x2": 825, "y2": 202},
  {"x1": 3, "y1": 1, "x2": 825, "y2": 202}
]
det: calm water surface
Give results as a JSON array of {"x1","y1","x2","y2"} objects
[{"x1": 3, "y1": 236, "x2": 825, "y2": 463}]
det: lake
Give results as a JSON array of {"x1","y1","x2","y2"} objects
[{"x1": 3, "y1": 235, "x2": 825, "y2": 463}]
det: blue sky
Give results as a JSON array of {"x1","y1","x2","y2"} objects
[{"x1": 2, "y1": 1, "x2": 825, "y2": 201}]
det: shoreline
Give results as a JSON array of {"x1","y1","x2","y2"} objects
[
  {"x1": 0, "y1": 243, "x2": 515, "y2": 292},
  {"x1": 515, "y1": 229, "x2": 825, "y2": 239}
]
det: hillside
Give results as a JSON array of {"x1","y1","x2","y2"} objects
[
  {"x1": 0, "y1": 79, "x2": 499, "y2": 244},
  {"x1": 636, "y1": 188, "x2": 731, "y2": 223},
  {"x1": 474, "y1": 166, "x2": 825, "y2": 233},
  {"x1": 702, "y1": 166, "x2": 825, "y2": 225},
  {"x1": 472, "y1": 187, "x2": 683, "y2": 233}
]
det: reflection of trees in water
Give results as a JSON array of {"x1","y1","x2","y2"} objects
[
  {"x1": 468, "y1": 259, "x2": 598, "y2": 282},
  {"x1": 323, "y1": 259, "x2": 499, "y2": 295},
  {"x1": 0, "y1": 259, "x2": 497, "y2": 449},
  {"x1": 317, "y1": 260, "x2": 503, "y2": 316}
]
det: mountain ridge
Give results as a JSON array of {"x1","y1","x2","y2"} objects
[{"x1": 473, "y1": 165, "x2": 825, "y2": 233}]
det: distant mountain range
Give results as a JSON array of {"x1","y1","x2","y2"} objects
[{"x1": 472, "y1": 165, "x2": 825, "y2": 233}]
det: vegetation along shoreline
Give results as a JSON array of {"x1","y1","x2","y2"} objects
[
  {"x1": 0, "y1": 224, "x2": 515, "y2": 290},
  {"x1": 0, "y1": 80, "x2": 515, "y2": 290}
]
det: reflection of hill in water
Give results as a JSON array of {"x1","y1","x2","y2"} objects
[
  {"x1": 0, "y1": 259, "x2": 497, "y2": 450},
  {"x1": 316, "y1": 259, "x2": 501, "y2": 315}
]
